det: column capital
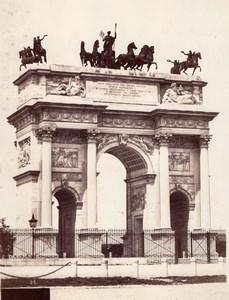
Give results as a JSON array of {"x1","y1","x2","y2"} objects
[
  {"x1": 154, "y1": 132, "x2": 172, "y2": 146},
  {"x1": 36, "y1": 125, "x2": 56, "y2": 142},
  {"x1": 86, "y1": 128, "x2": 100, "y2": 143},
  {"x1": 199, "y1": 134, "x2": 212, "y2": 148}
]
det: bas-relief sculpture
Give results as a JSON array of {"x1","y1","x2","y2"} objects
[
  {"x1": 49, "y1": 76, "x2": 86, "y2": 97},
  {"x1": 169, "y1": 152, "x2": 190, "y2": 171},
  {"x1": 52, "y1": 148, "x2": 78, "y2": 168},
  {"x1": 162, "y1": 83, "x2": 201, "y2": 105},
  {"x1": 18, "y1": 137, "x2": 31, "y2": 168}
]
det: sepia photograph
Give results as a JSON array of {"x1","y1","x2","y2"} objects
[{"x1": 0, "y1": 0, "x2": 228, "y2": 299}]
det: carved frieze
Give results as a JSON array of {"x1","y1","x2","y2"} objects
[
  {"x1": 156, "y1": 117, "x2": 209, "y2": 129},
  {"x1": 169, "y1": 175, "x2": 194, "y2": 184},
  {"x1": 169, "y1": 152, "x2": 190, "y2": 171},
  {"x1": 129, "y1": 135, "x2": 154, "y2": 155},
  {"x1": 131, "y1": 185, "x2": 146, "y2": 211},
  {"x1": 169, "y1": 135, "x2": 199, "y2": 149},
  {"x1": 52, "y1": 131, "x2": 84, "y2": 144},
  {"x1": 98, "y1": 116, "x2": 154, "y2": 129},
  {"x1": 43, "y1": 110, "x2": 97, "y2": 123},
  {"x1": 52, "y1": 172, "x2": 82, "y2": 182},
  {"x1": 52, "y1": 148, "x2": 78, "y2": 168},
  {"x1": 18, "y1": 137, "x2": 31, "y2": 168}
]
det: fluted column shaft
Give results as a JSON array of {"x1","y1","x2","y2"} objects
[
  {"x1": 155, "y1": 133, "x2": 172, "y2": 229},
  {"x1": 200, "y1": 135, "x2": 212, "y2": 229}
]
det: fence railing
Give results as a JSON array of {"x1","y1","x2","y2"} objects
[{"x1": 0, "y1": 228, "x2": 226, "y2": 263}]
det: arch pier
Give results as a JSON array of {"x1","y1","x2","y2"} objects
[{"x1": 8, "y1": 65, "x2": 220, "y2": 261}]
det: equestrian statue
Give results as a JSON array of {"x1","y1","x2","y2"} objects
[
  {"x1": 19, "y1": 35, "x2": 48, "y2": 70},
  {"x1": 180, "y1": 50, "x2": 202, "y2": 75}
]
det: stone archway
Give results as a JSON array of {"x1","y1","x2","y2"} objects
[
  {"x1": 97, "y1": 140, "x2": 154, "y2": 257},
  {"x1": 53, "y1": 187, "x2": 78, "y2": 258},
  {"x1": 170, "y1": 191, "x2": 189, "y2": 261}
]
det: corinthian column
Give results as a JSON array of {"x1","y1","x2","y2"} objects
[
  {"x1": 200, "y1": 134, "x2": 212, "y2": 229},
  {"x1": 155, "y1": 133, "x2": 172, "y2": 228},
  {"x1": 86, "y1": 129, "x2": 100, "y2": 228},
  {"x1": 36, "y1": 125, "x2": 56, "y2": 228}
]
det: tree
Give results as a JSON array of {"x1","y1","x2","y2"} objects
[{"x1": 0, "y1": 218, "x2": 14, "y2": 258}]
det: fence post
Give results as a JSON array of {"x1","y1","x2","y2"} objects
[
  {"x1": 161, "y1": 257, "x2": 168, "y2": 277},
  {"x1": 207, "y1": 231, "x2": 210, "y2": 263},
  {"x1": 190, "y1": 257, "x2": 197, "y2": 276},
  {"x1": 190, "y1": 231, "x2": 193, "y2": 257},
  {"x1": 102, "y1": 259, "x2": 108, "y2": 277},
  {"x1": 75, "y1": 261, "x2": 78, "y2": 277}
]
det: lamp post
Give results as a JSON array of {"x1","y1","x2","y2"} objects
[{"x1": 28, "y1": 214, "x2": 38, "y2": 258}]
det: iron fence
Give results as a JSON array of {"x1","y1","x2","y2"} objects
[{"x1": 0, "y1": 228, "x2": 226, "y2": 263}]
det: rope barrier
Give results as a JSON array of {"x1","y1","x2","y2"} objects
[{"x1": 0, "y1": 261, "x2": 71, "y2": 279}]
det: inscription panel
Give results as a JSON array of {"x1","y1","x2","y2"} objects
[{"x1": 87, "y1": 81, "x2": 159, "y2": 104}]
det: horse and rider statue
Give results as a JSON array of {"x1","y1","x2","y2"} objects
[
  {"x1": 167, "y1": 50, "x2": 202, "y2": 75},
  {"x1": 19, "y1": 35, "x2": 48, "y2": 71}
]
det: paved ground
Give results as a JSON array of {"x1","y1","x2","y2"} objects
[{"x1": 50, "y1": 283, "x2": 229, "y2": 300}]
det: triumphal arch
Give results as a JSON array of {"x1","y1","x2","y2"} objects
[{"x1": 8, "y1": 64, "x2": 218, "y2": 260}]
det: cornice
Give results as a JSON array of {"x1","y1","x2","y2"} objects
[{"x1": 13, "y1": 170, "x2": 40, "y2": 186}]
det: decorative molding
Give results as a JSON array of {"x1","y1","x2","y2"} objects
[
  {"x1": 169, "y1": 175, "x2": 194, "y2": 184},
  {"x1": 13, "y1": 170, "x2": 40, "y2": 186},
  {"x1": 169, "y1": 152, "x2": 190, "y2": 171},
  {"x1": 169, "y1": 135, "x2": 199, "y2": 149},
  {"x1": 18, "y1": 137, "x2": 31, "y2": 168},
  {"x1": 52, "y1": 131, "x2": 84, "y2": 144},
  {"x1": 52, "y1": 172, "x2": 82, "y2": 182},
  {"x1": 52, "y1": 148, "x2": 78, "y2": 168},
  {"x1": 98, "y1": 116, "x2": 154, "y2": 129},
  {"x1": 43, "y1": 110, "x2": 97, "y2": 123},
  {"x1": 154, "y1": 132, "x2": 172, "y2": 145},
  {"x1": 199, "y1": 134, "x2": 212, "y2": 147},
  {"x1": 125, "y1": 174, "x2": 156, "y2": 184},
  {"x1": 156, "y1": 117, "x2": 209, "y2": 129}
]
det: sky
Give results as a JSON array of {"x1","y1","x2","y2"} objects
[{"x1": 0, "y1": 0, "x2": 229, "y2": 229}]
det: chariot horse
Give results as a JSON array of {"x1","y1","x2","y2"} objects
[
  {"x1": 132, "y1": 45, "x2": 157, "y2": 71},
  {"x1": 80, "y1": 41, "x2": 94, "y2": 67},
  {"x1": 115, "y1": 42, "x2": 137, "y2": 69}
]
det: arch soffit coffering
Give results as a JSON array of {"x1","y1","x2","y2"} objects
[{"x1": 97, "y1": 140, "x2": 154, "y2": 174}]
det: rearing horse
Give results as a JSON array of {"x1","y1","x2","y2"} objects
[
  {"x1": 80, "y1": 41, "x2": 94, "y2": 67},
  {"x1": 132, "y1": 45, "x2": 157, "y2": 71},
  {"x1": 180, "y1": 52, "x2": 202, "y2": 75},
  {"x1": 115, "y1": 42, "x2": 137, "y2": 69}
]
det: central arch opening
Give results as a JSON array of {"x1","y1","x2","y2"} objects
[{"x1": 97, "y1": 144, "x2": 149, "y2": 257}]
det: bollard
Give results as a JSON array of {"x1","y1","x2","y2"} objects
[
  {"x1": 102, "y1": 259, "x2": 108, "y2": 277},
  {"x1": 190, "y1": 257, "x2": 197, "y2": 276},
  {"x1": 161, "y1": 257, "x2": 168, "y2": 277},
  {"x1": 133, "y1": 260, "x2": 139, "y2": 278},
  {"x1": 218, "y1": 257, "x2": 225, "y2": 275},
  {"x1": 75, "y1": 261, "x2": 78, "y2": 277},
  {"x1": 63, "y1": 252, "x2": 66, "y2": 258}
]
